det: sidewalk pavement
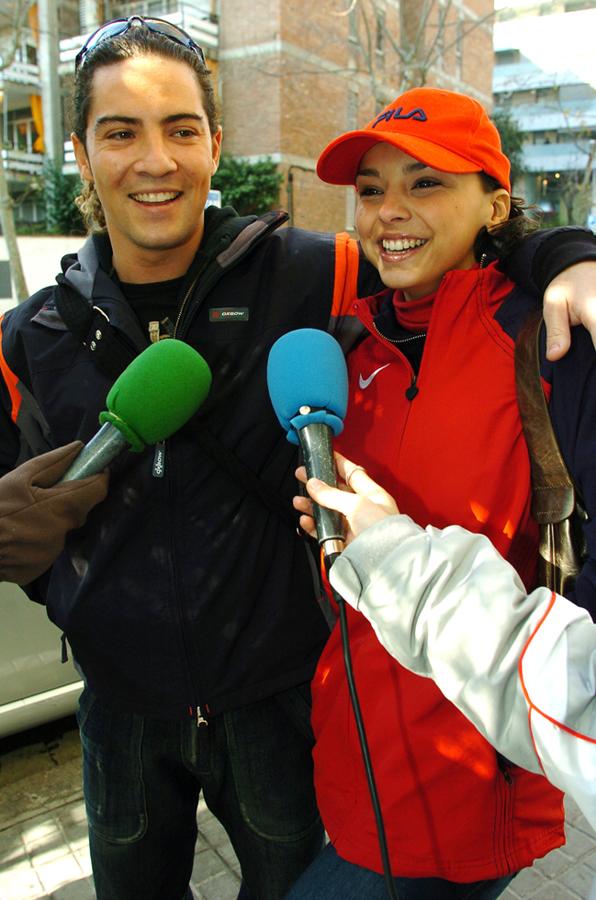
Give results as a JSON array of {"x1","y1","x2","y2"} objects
[
  {"x1": 0, "y1": 795, "x2": 241, "y2": 900},
  {"x1": 0, "y1": 726, "x2": 241, "y2": 900},
  {"x1": 0, "y1": 725, "x2": 594, "y2": 900}
]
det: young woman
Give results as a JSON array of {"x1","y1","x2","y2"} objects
[{"x1": 287, "y1": 86, "x2": 596, "y2": 900}]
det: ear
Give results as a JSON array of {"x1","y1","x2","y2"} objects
[
  {"x1": 211, "y1": 126, "x2": 222, "y2": 174},
  {"x1": 488, "y1": 189, "x2": 511, "y2": 228},
  {"x1": 71, "y1": 132, "x2": 93, "y2": 183}
]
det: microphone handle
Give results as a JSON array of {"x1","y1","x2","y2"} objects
[
  {"x1": 58, "y1": 422, "x2": 129, "y2": 482},
  {"x1": 298, "y1": 422, "x2": 345, "y2": 552}
]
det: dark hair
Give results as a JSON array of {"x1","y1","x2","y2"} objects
[
  {"x1": 474, "y1": 173, "x2": 541, "y2": 261},
  {"x1": 71, "y1": 27, "x2": 219, "y2": 231}
]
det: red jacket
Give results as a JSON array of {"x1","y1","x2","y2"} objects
[{"x1": 312, "y1": 263, "x2": 565, "y2": 881}]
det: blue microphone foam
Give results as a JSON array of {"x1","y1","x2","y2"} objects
[{"x1": 267, "y1": 329, "x2": 348, "y2": 445}]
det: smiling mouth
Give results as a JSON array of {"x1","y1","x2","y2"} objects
[
  {"x1": 382, "y1": 238, "x2": 427, "y2": 253},
  {"x1": 129, "y1": 191, "x2": 182, "y2": 205}
]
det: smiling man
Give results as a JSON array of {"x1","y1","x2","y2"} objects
[
  {"x1": 72, "y1": 52, "x2": 221, "y2": 282},
  {"x1": 0, "y1": 16, "x2": 596, "y2": 900}
]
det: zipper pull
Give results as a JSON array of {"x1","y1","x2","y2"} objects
[
  {"x1": 405, "y1": 375, "x2": 419, "y2": 400},
  {"x1": 196, "y1": 706, "x2": 209, "y2": 727},
  {"x1": 497, "y1": 753, "x2": 513, "y2": 784},
  {"x1": 160, "y1": 317, "x2": 175, "y2": 338},
  {"x1": 153, "y1": 441, "x2": 165, "y2": 478}
]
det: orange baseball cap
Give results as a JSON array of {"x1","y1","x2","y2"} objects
[{"x1": 317, "y1": 87, "x2": 511, "y2": 192}]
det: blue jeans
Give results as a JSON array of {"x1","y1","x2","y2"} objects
[
  {"x1": 284, "y1": 843, "x2": 516, "y2": 900},
  {"x1": 77, "y1": 684, "x2": 324, "y2": 900}
]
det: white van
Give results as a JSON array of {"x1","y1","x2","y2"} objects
[{"x1": 0, "y1": 584, "x2": 82, "y2": 737}]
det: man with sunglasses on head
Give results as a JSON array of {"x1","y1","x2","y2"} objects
[{"x1": 0, "y1": 16, "x2": 595, "y2": 900}]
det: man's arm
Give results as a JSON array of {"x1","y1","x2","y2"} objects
[
  {"x1": 0, "y1": 307, "x2": 107, "y2": 587},
  {"x1": 501, "y1": 227, "x2": 596, "y2": 359},
  {"x1": 543, "y1": 261, "x2": 596, "y2": 360}
]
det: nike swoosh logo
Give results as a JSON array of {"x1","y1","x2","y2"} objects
[{"x1": 358, "y1": 363, "x2": 391, "y2": 389}]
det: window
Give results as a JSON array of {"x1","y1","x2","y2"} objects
[
  {"x1": 495, "y1": 49, "x2": 521, "y2": 66},
  {"x1": 564, "y1": 0, "x2": 596, "y2": 11}
]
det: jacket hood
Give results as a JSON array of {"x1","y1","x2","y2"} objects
[{"x1": 58, "y1": 206, "x2": 286, "y2": 306}]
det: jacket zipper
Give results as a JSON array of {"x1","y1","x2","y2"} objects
[
  {"x1": 372, "y1": 320, "x2": 423, "y2": 400},
  {"x1": 150, "y1": 274, "x2": 202, "y2": 482},
  {"x1": 496, "y1": 755, "x2": 515, "y2": 870},
  {"x1": 372, "y1": 324, "x2": 427, "y2": 346},
  {"x1": 165, "y1": 215, "x2": 287, "y2": 722},
  {"x1": 163, "y1": 436, "x2": 208, "y2": 727},
  {"x1": 173, "y1": 273, "x2": 201, "y2": 338},
  {"x1": 166, "y1": 256, "x2": 228, "y2": 721}
]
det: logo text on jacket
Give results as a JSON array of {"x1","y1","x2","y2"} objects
[{"x1": 209, "y1": 308, "x2": 249, "y2": 322}]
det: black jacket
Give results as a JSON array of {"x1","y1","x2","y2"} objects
[{"x1": 0, "y1": 207, "x2": 383, "y2": 719}]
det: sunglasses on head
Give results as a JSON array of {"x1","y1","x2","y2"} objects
[{"x1": 75, "y1": 15, "x2": 206, "y2": 72}]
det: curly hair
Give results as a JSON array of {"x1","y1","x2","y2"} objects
[{"x1": 74, "y1": 180, "x2": 106, "y2": 232}]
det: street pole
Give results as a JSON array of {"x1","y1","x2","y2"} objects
[
  {"x1": 38, "y1": 0, "x2": 63, "y2": 166},
  {"x1": 0, "y1": 91, "x2": 28, "y2": 304}
]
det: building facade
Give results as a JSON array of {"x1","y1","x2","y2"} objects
[
  {"x1": 0, "y1": 0, "x2": 218, "y2": 228},
  {"x1": 219, "y1": 0, "x2": 495, "y2": 232},
  {"x1": 493, "y1": 0, "x2": 596, "y2": 226},
  {"x1": 1, "y1": 0, "x2": 494, "y2": 234}
]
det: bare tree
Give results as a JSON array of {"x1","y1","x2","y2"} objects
[
  {"x1": 339, "y1": 0, "x2": 496, "y2": 107},
  {"x1": 552, "y1": 98, "x2": 595, "y2": 226},
  {"x1": 498, "y1": 82, "x2": 596, "y2": 226},
  {"x1": 555, "y1": 140, "x2": 595, "y2": 227},
  {"x1": 0, "y1": 0, "x2": 32, "y2": 303},
  {"x1": 244, "y1": 0, "x2": 495, "y2": 105},
  {"x1": 219, "y1": 0, "x2": 496, "y2": 230}
]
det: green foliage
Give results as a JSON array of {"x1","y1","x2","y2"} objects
[
  {"x1": 492, "y1": 110, "x2": 526, "y2": 190},
  {"x1": 15, "y1": 221, "x2": 47, "y2": 235},
  {"x1": 212, "y1": 156, "x2": 283, "y2": 216},
  {"x1": 43, "y1": 163, "x2": 86, "y2": 235}
]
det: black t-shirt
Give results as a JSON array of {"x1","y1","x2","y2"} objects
[{"x1": 116, "y1": 276, "x2": 184, "y2": 341}]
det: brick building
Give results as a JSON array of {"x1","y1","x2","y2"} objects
[
  {"x1": 0, "y1": 0, "x2": 495, "y2": 233},
  {"x1": 218, "y1": 0, "x2": 495, "y2": 231}
]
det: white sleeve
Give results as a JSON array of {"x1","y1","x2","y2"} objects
[{"x1": 329, "y1": 515, "x2": 596, "y2": 830}]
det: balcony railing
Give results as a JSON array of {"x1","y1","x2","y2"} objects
[
  {"x1": 523, "y1": 140, "x2": 596, "y2": 173},
  {"x1": 1, "y1": 148, "x2": 44, "y2": 177},
  {"x1": 0, "y1": 59, "x2": 39, "y2": 88},
  {"x1": 60, "y1": 3, "x2": 218, "y2": 70},
  {"x1": 1, "y1": 3, "x2": 218, "y2": 85},
  {"x1": 1, "y1": 2, "x2": 219, "y2": 184}
]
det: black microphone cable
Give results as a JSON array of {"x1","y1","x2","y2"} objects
[{"x1": 323, "y1": 551, "x2": 400, "y2": 900}]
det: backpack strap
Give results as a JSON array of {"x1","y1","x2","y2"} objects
[
  {"x1": 54, "y1": 275, "x2": 137, "y2": 380},
  {"x1": 331, "y1": 233, "x2": 361, "y2": 318},
  {"x1": 515, "y1": 308, "x2": 575, "y2": 524},
  {"x1": 515, "y1": 308, "x2": 586, "y2": 593}
]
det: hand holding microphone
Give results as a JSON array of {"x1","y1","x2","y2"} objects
[
  {"x1": 267, "y1": 328, "x2": 348, "y2": 556},
  {"x1": 294, "y1": 452, "x2": 399, "y2": 546},
  {"x1": 0, "y1": 442, "x2": 108, "y2": 585},
  {"x1": 60, "y1": 339, "x2": 212, "y2": 481},
  {"x1": 0, "y1": 339, "x2": 212, "y2": 584}
]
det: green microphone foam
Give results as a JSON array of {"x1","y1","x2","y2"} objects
[{"x1": 99, "y1": 340, "x2": 212, "y2": 451}]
